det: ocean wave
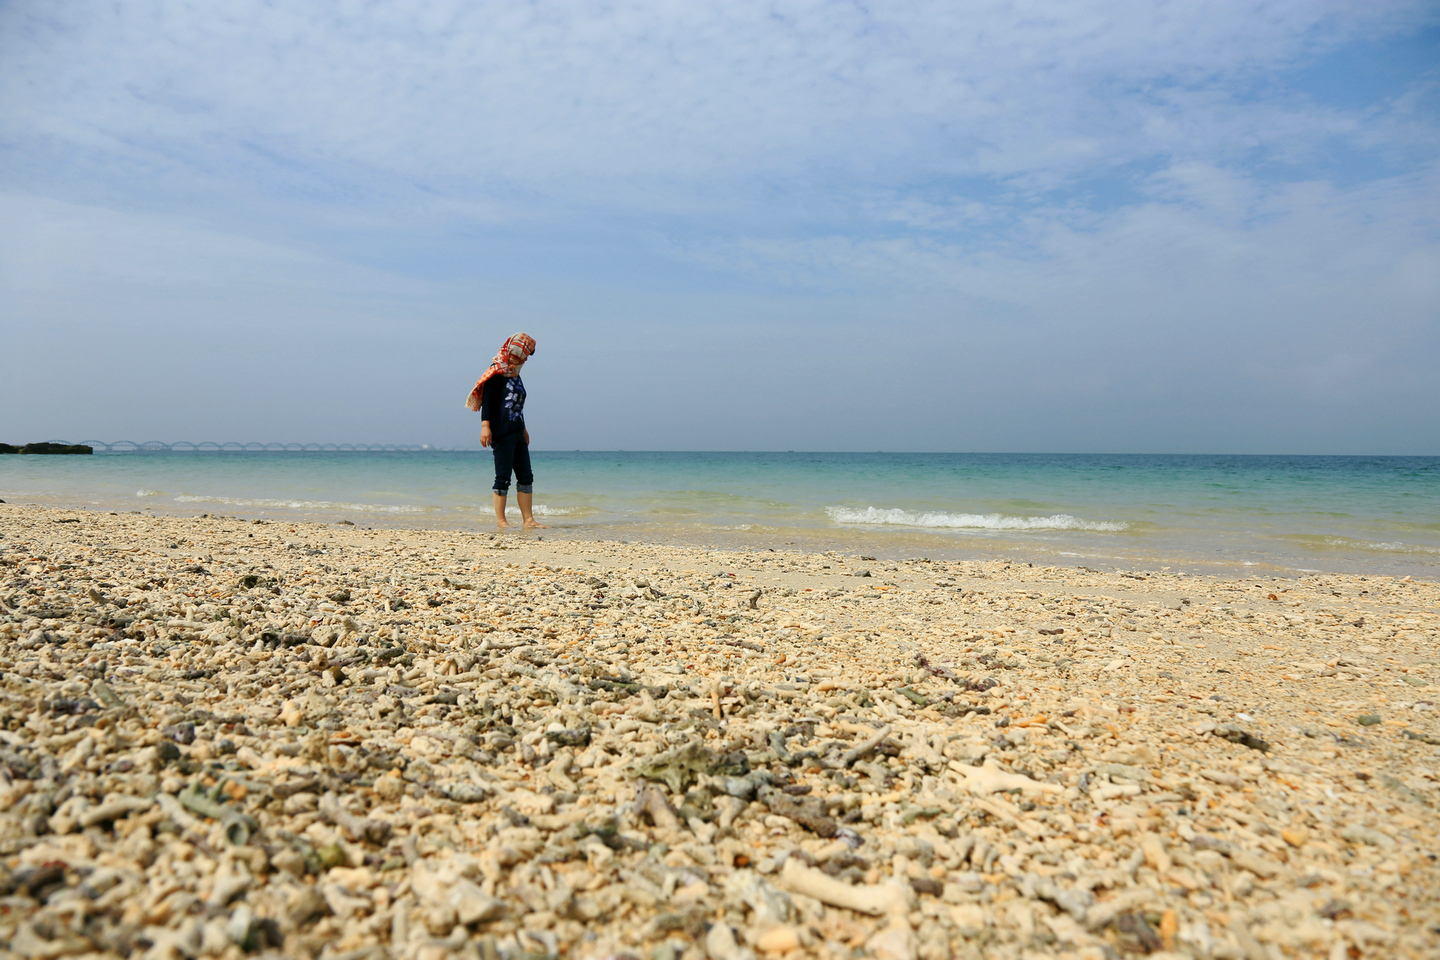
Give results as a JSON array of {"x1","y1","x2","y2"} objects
[
  {"x1": 172, "y1": 494, "x2": 425, "y2": 514},
  {"x1": 825, "y1": 506, "x2": 1129, "y2": 532},
  {"x1": 1303, "y1": 535, "x2": 1440, "y2": 556},
  {"x1": 136, "y1": 489, "x2": 164, "y2": 498},
  {"x1": 530, "y1": 505, "x2": 576, "y2": 516}
]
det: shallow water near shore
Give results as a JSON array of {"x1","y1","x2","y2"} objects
[{"x1": 3, "y1": 451, "x2": 1438, "y2": 577}]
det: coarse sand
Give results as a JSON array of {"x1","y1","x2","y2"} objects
[{"x1": 1, "y1": 505, "x2": 1438, "y2": 959}]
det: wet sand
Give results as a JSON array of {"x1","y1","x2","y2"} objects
[{"x1": 1, "y1": 504, "x2": 1437, "y2": 959}]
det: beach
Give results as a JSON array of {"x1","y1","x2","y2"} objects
[
  {"x1": 1, "y1": 503, "x2": 1438, "y2": 960},
  {"x1": 5, "y1": 451, "x2": 1440, "y2": 580}
]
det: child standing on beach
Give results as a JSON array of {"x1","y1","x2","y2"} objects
[{"x1": 466, "y1": 333, "x2": 547, "y2": 529}]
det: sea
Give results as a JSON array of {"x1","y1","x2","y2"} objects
[{"x1": 3, "y1": 451, "x2": 1438, "y2": 579}]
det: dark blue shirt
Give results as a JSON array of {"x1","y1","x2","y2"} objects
[{"x1": 480, "y1": 375, "x2": 526, "y2": 438}]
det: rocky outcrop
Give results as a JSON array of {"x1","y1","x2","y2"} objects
[{"x1": 0, "y1": 443, "x2": 93, "y2": 454}]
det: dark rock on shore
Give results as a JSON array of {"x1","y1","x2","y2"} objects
[{"x1": 0, "y1": 442, "x2": 93, "y2": 454}]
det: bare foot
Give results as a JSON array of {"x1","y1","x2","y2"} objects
[
  {"x1": 522, "y1": 519, "x2": 548, "y2": 529},
  {"x1": 496, "y1": 519, "x2": 512, "y2": 529}
]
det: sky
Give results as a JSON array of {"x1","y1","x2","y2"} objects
[{"x1": 2, "y1": 1, "x2": 1438, "y2": 453}]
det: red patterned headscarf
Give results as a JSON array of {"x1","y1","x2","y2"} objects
[{"x1": 466, "y1": 333, "x2": 536, "y2": 411}]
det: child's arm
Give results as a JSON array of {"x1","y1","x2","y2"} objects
[{"x1": 479, "y1": 376, "x2": 499, "y2": 446}]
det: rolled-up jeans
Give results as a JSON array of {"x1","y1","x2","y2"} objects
[{"x1": 491, "y1": 431, "x2": 533, "y2": 495}]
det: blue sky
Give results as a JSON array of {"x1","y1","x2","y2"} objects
[{"x1": 2, "y1": 1, "x2": 1437, "y2": 452}]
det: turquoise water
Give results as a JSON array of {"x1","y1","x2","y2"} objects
[{"x1": 3, "y1": 452, "x2": 1438, "y2": 577}]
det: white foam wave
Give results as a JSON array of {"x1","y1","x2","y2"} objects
[
  {"x1": 530, "y1": 505, "x2": 576, "y2": 516},
  {"x1": 825, "y1": 506, "x2": 1129, "y2": 532},
  {"x1": 136, "y1": 489, "x2": 163, "y2": 498},
  {"x1": 172, "y1": 494, "x2": 425, "y2": 514},
  {"x1": 1317, "y1": 536, "x2": 1440, "y2": 555}
]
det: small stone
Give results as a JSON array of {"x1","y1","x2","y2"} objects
[
  {"x1": 952, "y1": 758, "x2": 1062, "y2": 796},
  {"x1": 1339, "y1": 824, "x2": 1396, "y2": 850},
  {"x1": 440, "y1": 781, "x2": 489, "y2": 803},
  {"x1": 280, "y1": 700, "x2": 305, "y2": 727},
  {"x1": 1140, "y1": 834, "x2": 1171, "y2": 873},
  {"x1": 754, "y1": 925, "x2": 801, "y2": 954},
  {"x1": 1213, "y1": 724, "x2": 1270, "y2": 751},
  {"x1": 288, "y1": 887, "x2": 330, "y2": 926},
  {"x1": 1229, "y1": 850, "x2": 1284, "y2": 879},
  {"x1": 374, "y1": 772, "x2": 405, "y2": 801},
  {"x1": 316, "y1": 843, "x2": 346, "y2": 870},
  {"x1": 948, "y1": 903, "x2": 988, "y2": 935},
  {"x1": 271, "y1": 848, "x2": 306, "y2": 878},
  {"x1": 544, "y1": 727, "x2": 592, "y2": 747},
  {"x1": 453, "y1": 885, "x2": 506, "y2": 925},
  {"x1": 704, "y1": 922, "x2": 753, "y2": 960},
  {"x1": 1356, "y1": 714, "x2": 1382, "y2": 726},
  {"x1": 865, "y1": 916, "x2": 916, "y2": 960}
]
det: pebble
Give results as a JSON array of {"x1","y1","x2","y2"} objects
[{"x1": 0, "y1": 506, "x2": 1437, "y2": 959}]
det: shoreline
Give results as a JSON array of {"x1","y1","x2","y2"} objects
[
  {"x1": 5, "y1": 495, "x2": 1436, "y2": 583},
  {"x1": 1, "y1": 504, "x2": 1438, "y2": 958},
  {"x1": 5, "y1": 449, "x2": 1440, "y2": 582}
]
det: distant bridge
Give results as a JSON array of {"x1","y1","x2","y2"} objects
[{"x1": 55, "y1": 441, "x2": 467, "y2": 453}]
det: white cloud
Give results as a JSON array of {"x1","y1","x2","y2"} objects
[
  {"x1": 0, "y1": 1, "x2": 1436, "y2": 451},
  {"x1": 2, "y1": 2, "x2": 1427, "y2": 204}
]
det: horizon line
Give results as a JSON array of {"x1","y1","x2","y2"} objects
[{"x1": 41, "y1": 443, "x2": 1440, "y2": 459}]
